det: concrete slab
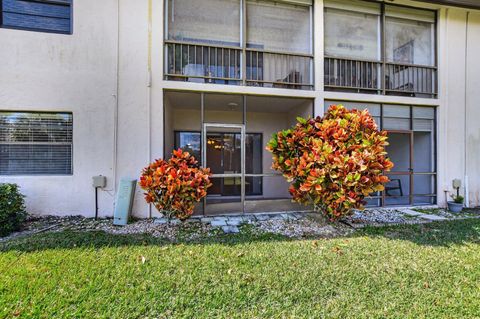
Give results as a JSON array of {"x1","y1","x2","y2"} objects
[
  {"x1": 211, "y1": 219, "x2": 227, "y2": 227},
  {"x1": 418, "y1": 214, "x2": 448, "y2": 221},
  {"x1": 226, "y1": 217, "x2": 243, "y2": 226},
  {"x1": 222, "y1": 226, "x2": 240, "y2": 234},
  {"x1": 255, "y1": 214, "x2": 270, "y2": 221},
  {"x1": 242, "y1": 215, "x2": 255, "y2": 222},
  {"x1": 267, "y1": 214, "x2": 285, "y2": 220},
  {"x1": 153, "y1": 218, "x2": 168, "y2": 224},
  {"x1": 184, "y1": 219, "x2": 200, "y2": 223},
  {"x1": 281, "y1": 213, "x2": 296, "y2": 220},
  {"x1": 200, "y1": 217, "x2": 213, "y2": 223},
  {"x1": 401, "y1": 209, "x2": 424, "y2": 217}
]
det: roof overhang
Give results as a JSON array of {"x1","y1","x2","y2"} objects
[{"x1": 414, "y1": 0, "x2": 480, "y2": 9}]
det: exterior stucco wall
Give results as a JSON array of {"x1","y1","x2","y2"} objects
[
  {"x1": 465, "y1": 11, "x2": 480, "y2": 206},
  {"x1": 116, "y1": 0, "x2": 152, "y2": 217},
  {"x1": 1, "y1": 0, "x2": 479, "y2": 218},
  {"x1": 0, "y1": 0, "x2": 119, "y2": 217},
  {"x1": 437, "y1": 8, "x2": 480, "y2": 207}
]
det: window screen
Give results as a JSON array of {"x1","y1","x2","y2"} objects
[
  {"x1": 1, "y1": 0, "x2": 72, "y2": 34},
  {"x1": 0, "y1": 112, "x2": 73, "y2": 175}
]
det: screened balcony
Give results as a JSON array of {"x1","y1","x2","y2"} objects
[
  {"x1": 164, "y1": 0, "x2": 314, "y2": 90},
  {"x1": 324, "y1": 57, "x2": 437, "y2": 97},
  {"x1": 324, "y1": 0, "x2": 437, "y2": 98},
  {"x1": 165, "y1": 41, "x2": 242, "y2": 85}
]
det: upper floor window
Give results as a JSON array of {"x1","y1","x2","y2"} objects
[
  {"x1": 324, "y1": 0, "x2": 437, "y2": 98},
  {"x1": 0, "y1": 111, "x2": 73, "y2": 175},
  {"x1": 164, "y1": 0, "x2": 314, "y2": 90},
  {"x1": 0, "y1": 0, "x2": 72, "y2": 34}
]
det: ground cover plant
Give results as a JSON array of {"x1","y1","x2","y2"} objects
[
  {"x1": 1, "y1": 219, "x2": 480, "y2": 318},
  {"x1": 0, "y1": 183, "x2": 27, "y2": 237},
  {"x1": 139, "y1": 149, "x2": 211, "y2": 220},
  {"x1": 267, "y1": 105, "x2": 394, "y2": 220}
]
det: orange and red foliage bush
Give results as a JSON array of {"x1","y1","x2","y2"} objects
[
  {"x1": 267, "y1": 105, "x2": 394, "y2": 220},
  {"x1": 139, "y1": 149, "x2": 211, "y2": 220}
]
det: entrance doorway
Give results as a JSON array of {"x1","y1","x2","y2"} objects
[
  {"x1": 384, "y1": 131, "x2": 413, "y2": 206},
  {"x1": 202, "y1": 123, "x2": 245, "y2": 215}
]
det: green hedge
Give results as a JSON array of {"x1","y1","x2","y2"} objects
[{"x1": 0, "y1": 183, "x2": 27, "y2": 237}]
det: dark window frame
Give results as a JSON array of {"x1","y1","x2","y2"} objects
[
  {"x1": 324, "y1": 101, "x2": 437, "y2": 207},
  {"x1": 0, "y1": 110, "x2": 74, "y2": 176},
  {"x1": 323, "y1": 0, "x2": 438, "y2": 98},
  {"x1": 0, "y1": 0, "x2": 73, "y2": 35},
  {"x1": 174, "y1": 130, "x2": 264, "y2": 196},
  {"x1": 163, "y1": 0, "x2": 315, "y2": 90}
]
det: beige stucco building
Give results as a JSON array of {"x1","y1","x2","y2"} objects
[{"x1": 0, "y1": 0, "x2": 479, "y2": 218}]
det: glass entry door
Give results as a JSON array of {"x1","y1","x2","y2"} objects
[
  {"x1": 384, "y1": 131, "x2": 413, "y2": 206},
  {"x1": 202, "y1": 123, "x2": 245, "y2": 215}
]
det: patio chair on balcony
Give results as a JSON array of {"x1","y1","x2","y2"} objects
[
  {"x1": 184, "y1": 64, "x2": 205, "y2": 83},
  {"x1": 274, "y1": 71, "x2": 301, "y2": 89},
  {"x1": 207, "y1": 65, "x2": 239, "y2": 84},
  {"x1": 385, "y1": 178, "x2": 403, "y2": 197}
]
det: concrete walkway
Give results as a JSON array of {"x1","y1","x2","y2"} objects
[
  {"x1": 154, "y1": 212, "x2": 304, "y2": 234},
  {"x1": 153, "y1": 207, "x2": 479, "y2": 233}
]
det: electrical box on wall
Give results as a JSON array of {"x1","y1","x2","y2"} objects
[
  {"x1": 92, "y1": 175, "x2": 107, "y2": 188},
  {"x1": 452, "y1": 179, "x2": 462, "y2": 189}
]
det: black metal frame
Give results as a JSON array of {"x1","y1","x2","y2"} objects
[
  {"x1": 163, "y1": 89, "x2": 315, "y2": 215},
  {"x1": 173, "y1": 129, "x2": 264, "y2": 197},
  {"x1": 0, "y1": 110, "x2": 74, "y2": 176},
  {"x1": 324, "y1": 1, "x2": 438, "y2": 98},
  {"x1": 369, "y1": 104, "x2": 437, "y2": 207},
  {"x1": 163, "y1": 0, "x2": 314, "y2": 90}
]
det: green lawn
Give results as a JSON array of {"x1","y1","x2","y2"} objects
[{"x1": 1, "y1": 220, "x2": 480, "y2": 319}]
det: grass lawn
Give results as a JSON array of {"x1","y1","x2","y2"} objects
[{"x1": 1, "y1": 219, "x2": 480, "y2": 319}]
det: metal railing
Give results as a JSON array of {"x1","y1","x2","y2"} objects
[
  {"x1": 325, "y1": 56, "x2": 437, "y2": 98},
  {"x1": 324, "y1": 57, "x2": 382, "y2": 93},
  {"x1": 165, "y1": 40, "x2": 314, "y2": 90},
  {"x1": 245, "y1": 49, "x2": 313, "y2": 90},
  {"x1": 165, "y1": 40, "x2": 242, "y2": 85},
  {"x1": 385, "y1": 63, "x2": 437, "y2": 97}
]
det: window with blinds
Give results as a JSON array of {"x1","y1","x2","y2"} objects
[
  {"x1": 0, "y1": 0, "x2": 72, "y2": 34},
  {"x1": 0, "y1": 112, "x2": 73, "y2": 175}
]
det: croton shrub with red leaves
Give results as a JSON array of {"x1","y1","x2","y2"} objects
[
  {"x1": 267, "y1": 105, "x2": 394, "y2": 220},
  {"x1": 139, "y1": 149, "x2": 212, "y2": 220}
]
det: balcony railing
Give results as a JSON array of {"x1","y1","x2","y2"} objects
[
  {"x1": 385, "y1": 63, "x2": 437, "y2": 97},
  {"x1": 324, "y1": 57, "x2": 382, "y2": 93},
  {"x1": 325, "y1": 56, "x2": 437, "y2": 98},
  {"x1": 165, "y1": 40, "x2": 314, "y2": 90},
  {"x1": 165, "y1": 41, "x2": 242, "y2": 85},
  {"x1": 246, "y1": 49, "x2": 313, "y2": 90}
]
